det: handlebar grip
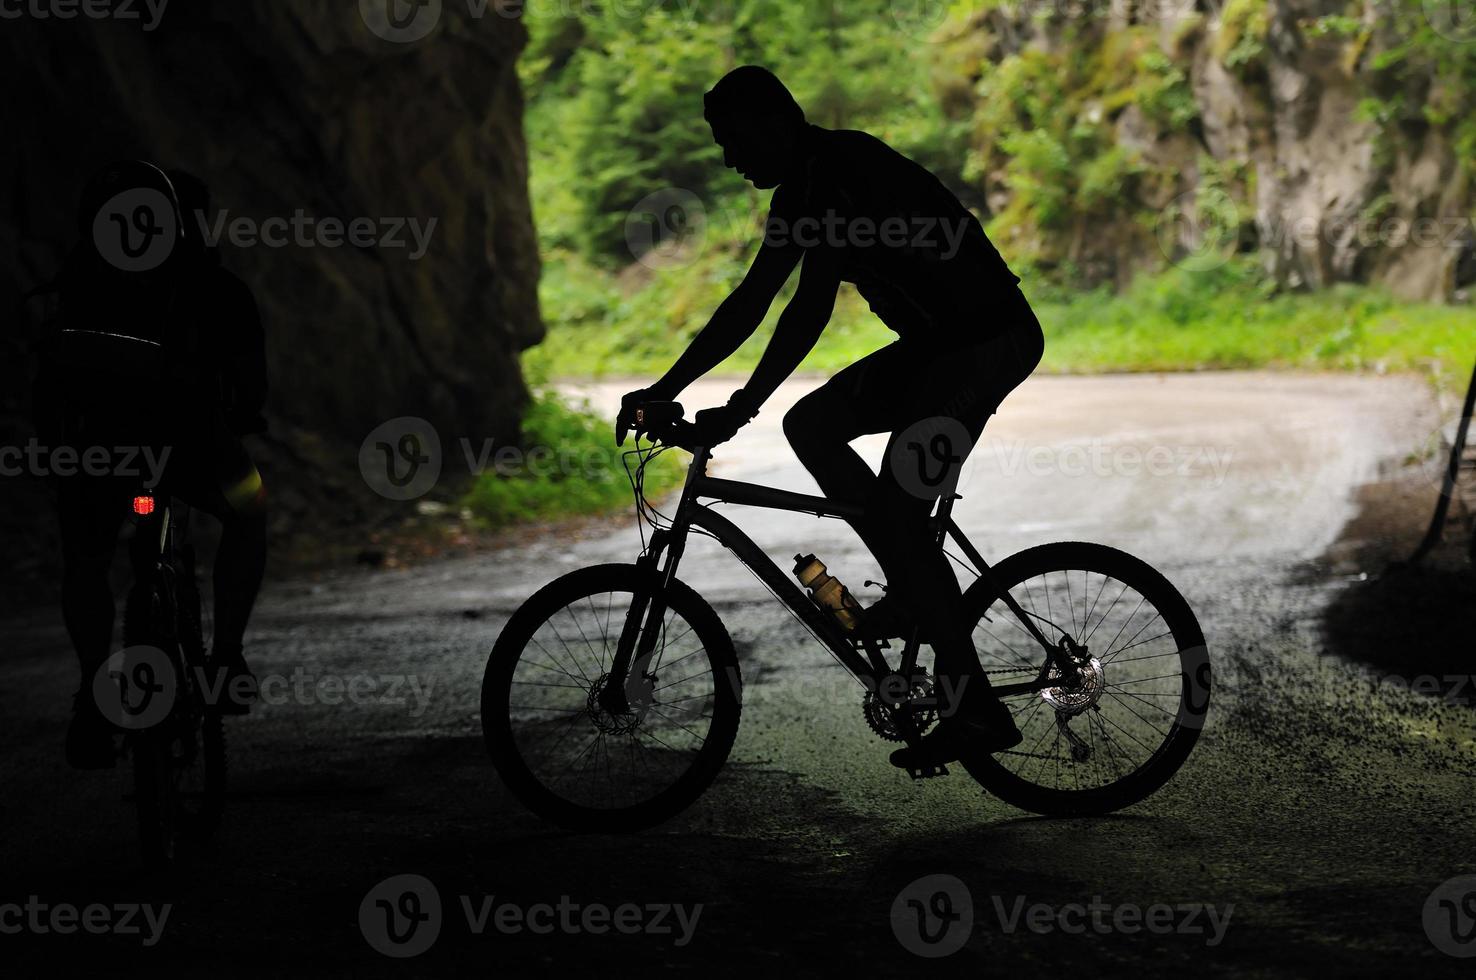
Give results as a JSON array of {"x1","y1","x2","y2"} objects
[{"x1": 634, "y1": 401, "x2": 684, "y2": 427}]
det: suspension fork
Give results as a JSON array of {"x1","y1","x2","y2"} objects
[
  {"x1": 601, "y1": 448, "x2": 706, "y2": 714},
  {"x1": 601, "y1": 523, "x2": 689, "y2": 714}
]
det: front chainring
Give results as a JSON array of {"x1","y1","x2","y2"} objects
[{"x1": 862, "y1": 670, "x2": 939, "y2": 742}]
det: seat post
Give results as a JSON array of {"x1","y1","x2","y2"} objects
[{"x1": 929, "y1": 492, "x2": 960, "y2": 537}]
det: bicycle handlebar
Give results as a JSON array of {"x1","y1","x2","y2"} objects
[{"x1": 617, "y1": 400, "x2": 704, "y2": 452}]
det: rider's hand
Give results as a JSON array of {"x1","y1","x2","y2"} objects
[
  {"x1": 617, "y1": 385, "x2": 670, "y2": 445},
  {"x1": 691, "y1": 389, "x2": 759, "y2": 447}
]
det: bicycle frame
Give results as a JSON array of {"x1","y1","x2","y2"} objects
[{"x1": 604, "y1": 444, "x2": 1069, "y2": 719}]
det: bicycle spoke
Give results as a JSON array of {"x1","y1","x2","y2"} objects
[
  {"x1": 970, "y1": 563, "x2": 1196, "y2": 799},
  {"x1": 503, "y1": 587, "x2": 724, "y2": 814}
]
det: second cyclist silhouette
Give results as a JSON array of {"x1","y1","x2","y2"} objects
[
  {"x1": 36, "y1": 160, "x2": 270, "y2": 768},
  {"x1": 620, "y1": 66, "x2": 1044, "y2": 769}
]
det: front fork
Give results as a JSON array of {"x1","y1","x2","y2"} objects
[{"x1": 600, "y1": 525, "x2": 680, "y2": 716}]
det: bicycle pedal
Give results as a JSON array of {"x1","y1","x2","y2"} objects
[{"x1": 906, "y1": 762, "x2": 949, "y2": 781}]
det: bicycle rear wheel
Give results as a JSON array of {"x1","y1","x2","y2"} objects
[
  {"x1": 482, "y1": 564, "x2": 742, "y2": 833},
  {"x1": 958, "y1": 542, "x2": 1210, "y2": 815}
]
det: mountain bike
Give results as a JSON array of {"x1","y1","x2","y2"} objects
[
  {"x1": 110, "y1": 486, "x2": 227, "y2": 867},
  {"x1": 481, "y1": 401, "x2": 1210, "y2": 832},
  {"x1": 23, "y1": 286, "x2": 230, "y2": 865}
]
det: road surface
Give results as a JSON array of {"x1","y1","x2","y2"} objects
[{"x1": 3, "y1": 371, "x2": 1473, "y2": 976}]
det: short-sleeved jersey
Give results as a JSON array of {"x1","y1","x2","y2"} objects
[{"x1": 766, "y1": 125, "x2": 1020, "y2": 342}]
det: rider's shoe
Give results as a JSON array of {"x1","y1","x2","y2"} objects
[
  {"x1": 66, "y1": 692, "x2": 117, "y2": 770},
  {"x1": 888, "y1": 692, "x2": 1021, "y2": 770},
  {"x1": 207, "y1": 646, "x2": 257, "y2": 715}
]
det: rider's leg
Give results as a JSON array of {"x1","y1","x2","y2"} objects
[
  {"x1": 212, "y1": 466, "x2": 267, "y2": 652},
  {"x1": 59, "y1": 485, "x2": 126, "y2": 681},
  {"x1": 785, "y1": 321, "x2": 1043, "y2": 760},
  {"x1": 783, "y1": 344, "x2": 987, "y2": 688},
  {"x1": 172, "y1": 420, "x2": 268, "y2": 712},
  {"x1": 58, "y1": 483, "x2": 127, "y2": 768}
]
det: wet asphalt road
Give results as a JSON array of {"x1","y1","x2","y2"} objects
[{"x1": 3, "y1": 371, "x2": 1474, "y2": 976}]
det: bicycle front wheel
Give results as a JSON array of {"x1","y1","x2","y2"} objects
[
  {"x1": 482, "y1": 564, "x2": 742, "y2": 833},
  {"x1": 959, "y1": 542, "x2": 1210, "y2": 815}
]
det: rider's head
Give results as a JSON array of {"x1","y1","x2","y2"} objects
[
  {"x1": 75, "y1": 159, "x2": 190, "y2": 276},
  {"x1": 704, "y1": 66, "x2": 807, "y2": 190}
]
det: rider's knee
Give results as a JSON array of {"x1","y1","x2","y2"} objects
[
  {"x1": 223, "y1": 468, "x2": 268, "y2": 521},
  {"x1": 782, "y1": 393, "x2": 827, "y2": 457}
]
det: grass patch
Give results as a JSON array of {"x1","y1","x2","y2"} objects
[
  {"x1": 462, "y1": 390, "x2": 685, "y2": 526},
  {"x1": 526, "y1": 255, "x2": 1475, "y2": 391}
]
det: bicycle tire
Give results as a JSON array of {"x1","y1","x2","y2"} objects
[
  {"x1": 123, "y1": 576, "x2": 179, "y2": 868},
  {"x1": 482, "y1": 564, "x2": 742, "y2": 833},
  {"x1": 958, "y1": 542, "x2": 1210, "y2": 816}
]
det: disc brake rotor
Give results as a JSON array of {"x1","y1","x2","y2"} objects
[{"x1": 586, "y1": 673, "x2": 651, "y2": 736}]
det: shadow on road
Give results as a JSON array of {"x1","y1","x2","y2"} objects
[{"x1": 1322, "y1": 564, "x2": 1476, "y2": 703}]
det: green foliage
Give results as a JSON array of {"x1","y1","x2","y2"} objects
[
  {"x1": 1215, "y1": 0, "x2": 1270, "y2": 74},
  {"x1": 1135, "y1": 50, "x2": 1199, "y2": 130},
  {"x1": 529, "y1": 256, "x2": 1475, "y2": 391},
  {"x1": 523, "y1": 0, "x2": 973, "y2": 266},
  {"x1": 462, "y1": 390, "x2": 684, "y2": 525},
  {"x1": 961, "y1": 24, "x2": 1204, "y2": 267},
  {"x1": 1355, "y1": 2, "x2": 1476, "y2": 177},
  {"x1": 517, "y1": 0, "x2": 1474, "y2": 420}
]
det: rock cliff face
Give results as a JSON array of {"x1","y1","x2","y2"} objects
[
  {"x1": 0, "y1": 2, "x2": 543, "y2": 600},
  {"x1": 2, "y1": 1, "x2": 542, "y2": 449},
  {"x1": 947, "y1": 0, "x2": 1474, "y2": 301}
]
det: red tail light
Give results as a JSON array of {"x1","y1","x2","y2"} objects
[{"x1": 132, "y1": 494, "x2": 155, "y2": 516}]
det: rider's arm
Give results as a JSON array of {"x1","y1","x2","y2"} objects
[
  {"x1": 218, "y1": 270, "x2": 269, "y2": 433},
  {"x1": 737, "y1": 247, "x2": 841, "y2": 411},
  {"x1": 650, "y1": 195, "x2": 803, "y2": 398}
]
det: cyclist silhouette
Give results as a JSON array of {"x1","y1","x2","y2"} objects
[
  {"x1": 621, "y1": 67, "x2": 1044, "y2": 768},
  {"x1": 35, "y1": 161, "x2": 269, "y2": 768}
]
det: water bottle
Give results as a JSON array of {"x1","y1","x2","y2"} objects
[{"x1": 793, "y1": 554, "x2": 861, "y2": 631}]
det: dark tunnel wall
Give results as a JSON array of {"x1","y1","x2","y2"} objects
[
  {"x1": 2, "y1": 1, "x2": 542, "y2": 444},
  {"x1": 0, "y1": 2, "x2": 544, "y2": 592}
]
